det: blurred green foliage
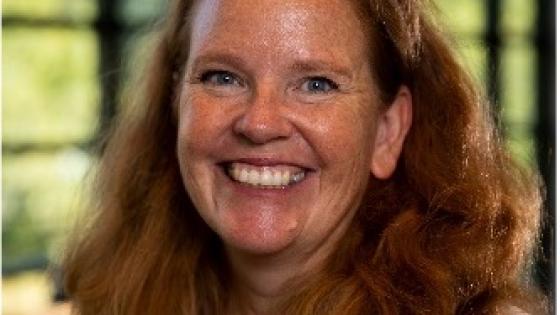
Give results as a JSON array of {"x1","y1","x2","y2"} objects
[
  {"x1": 502, "y1": 42, "x2": 537, "y2": 164},
  {"x1": 502, "y1": 0, "x2": 536, "y2": 35},
  {"x1": 434, "y1": 0, "x2": 485, "y2": 34},
  {"x1": 118, "y1": 0, "x2": 166, "y2": 25},
  {"x1": 3, "y1": 151, "x2": 91, "y2": 266},
  {"x1": 3, "y1": 0, "x2": 97, "y2": 21},
  {"x1": 3, "y1": 28, "x2": 99, "y2": 144},
  {"x1": 2, "y1": 24, "x2": 98, "y2": 271},
  {"x1": 433, "y1": 0, "x2": 537, "y2": 167}
]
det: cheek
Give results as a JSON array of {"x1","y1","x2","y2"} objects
[
  {"x1": 305, "y1": 101, "x2": 378, "y2": 167},
  {"x1": 177, "y1": 92, "x2": 230, "y2": 155},
  {"x1": 176, "y1": 95, "x2": 226, "y2": 220},
  {"x1": 178, "y1": 95, "x2": 212, "y2": 139},
  {"x1": 176, "y1": 95, "x2": 226, "y2": 196}
]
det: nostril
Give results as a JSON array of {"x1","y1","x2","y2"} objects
[
  {"x1": 234, "y1": 122, "x2": 291, "y2": 145},
  {"x1": 232, "y1": 105, "x2": 293, "y2": 144}
]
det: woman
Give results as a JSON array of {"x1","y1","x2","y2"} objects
[{"x1": 63, "y1": 0, "x2": 546, "y2": 314}]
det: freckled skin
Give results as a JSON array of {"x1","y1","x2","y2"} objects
[{"x1": 177, "y1": 0, "x2": 382, "y2": 258}]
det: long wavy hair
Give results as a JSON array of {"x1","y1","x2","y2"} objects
[{"x1": 63, "y1": 0, "x2": 546, "y2": 314}]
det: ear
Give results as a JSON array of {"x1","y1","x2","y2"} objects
[{"x1": 371, "y1": 86, "x2": 413, "y2": 179}]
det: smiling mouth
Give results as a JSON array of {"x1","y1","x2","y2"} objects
[{"x1": 223, "y1": 162, "x2": 307, "y2": 188}]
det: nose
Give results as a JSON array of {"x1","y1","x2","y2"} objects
[{"x1": 233, "y1": 86, "x2": 293, "y2": 144}]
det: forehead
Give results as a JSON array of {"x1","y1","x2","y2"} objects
[{"x1": 189, "y1": 0, "x2": 370, "y2": 66}]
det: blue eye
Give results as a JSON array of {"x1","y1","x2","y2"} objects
[
  {"x1": 200, "y1": 70, "x2": 242, "y2": 86},
  {"x1": 302, "y1": 77, "x2": 338, "y2": 93}
]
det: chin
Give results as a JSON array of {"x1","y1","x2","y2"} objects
[{"x1": 217, "y1": 216, "x2": 301, "y2": 255}]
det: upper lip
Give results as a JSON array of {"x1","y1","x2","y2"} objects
[{"x1": 219, "y1": 157, "x2": 316, "y2": 171}]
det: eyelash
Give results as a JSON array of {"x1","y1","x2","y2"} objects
[
  {"x1": 300, "y1": 76, "x2": 339, "y2": 93},
  {"x1": 198, "y1": 70, "x2": 243, "y2": 87},
  {"x1": 196, "y1": 70, "x2": 339, "y2": 95}
]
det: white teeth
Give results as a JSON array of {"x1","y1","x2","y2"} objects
[
  {"x1": 240, "y1": 168, "x2": 249, "y2": 182},
  {"x1": 249, "y1": 169, "x2": 259, "y2": 185},
  {"x1": 261, "y1": 169, "x2": 273, "y2": 185},
  {"x1": 282, "y1": 171, "x2": 290, "y2": 184},
  {"x1": 227, "y1": 163, "x2": 306, "y2": 188},
  {"x1": 272, "y1": 171, "x2": 282, "y2": 186}
]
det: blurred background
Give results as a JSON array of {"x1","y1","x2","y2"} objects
[{"x1": 2, "y1": 0, "x2": 555, "y2": 314}]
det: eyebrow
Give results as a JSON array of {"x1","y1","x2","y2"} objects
[
  {"x1": 189, "y1": 52, "x2": 248, "y2": 72},
  {"x1": 189, "y1": 52, "x2": 354, "y2": 80},
  {"x1": 288, "y1": 60, "x2": 354, "y2": 80}
]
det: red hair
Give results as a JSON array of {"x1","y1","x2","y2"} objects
[{"x1": 63, "y1": 0, "x2": 546, "y2": 314}]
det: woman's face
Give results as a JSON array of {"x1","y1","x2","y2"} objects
[{"x1": 177, "y1": 0, "x2": 408, "y2": 255}]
